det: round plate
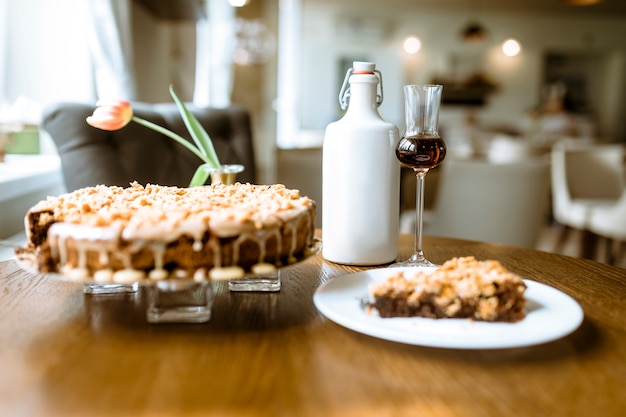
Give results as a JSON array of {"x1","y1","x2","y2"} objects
[
  {"x1": 313, "y1": 267, "x2": 584, "y2": 350},
  {"x1": 16, "y1": 238, "x2": 322, "y2": 285}
]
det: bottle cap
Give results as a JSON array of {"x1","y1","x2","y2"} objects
[
  {"x1": 352, "y1": 61, "x2": 375, "y2": 74},
  {"x1": 338, "y1": 62, "x2": 383, "y2": 110}
]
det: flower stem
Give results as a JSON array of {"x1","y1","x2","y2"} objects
[{"x1": 131, "y1": 116, "x2": 209, "y2": 164}]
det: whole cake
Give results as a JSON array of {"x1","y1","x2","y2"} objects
[
  {"x1": 369, "y1": 257, "x2": 527, "y2": 322},
  {"x1": 18, "y1": 182, "x2": 316, "y2": 283}
]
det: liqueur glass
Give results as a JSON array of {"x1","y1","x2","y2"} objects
[{"x1": 391, "y1": 84, "x2": 446, "y2": 268}]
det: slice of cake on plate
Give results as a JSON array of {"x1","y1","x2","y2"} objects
[{"x1": 369, "y1": 256, "x2": 527, "y2": 322}]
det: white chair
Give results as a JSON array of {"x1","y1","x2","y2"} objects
[
  {"x1": 588, "y1": 189, "x2": 626, "y2": 266},
  {"x1": 420, "y1": 157, "x2": 551, "y2": 249},
  {"x1": 487, "y1": 135, "x2": 542, "y2": 163},
  {"x1": 550, "y1": 141, "x2": 625, "y2": 257}
]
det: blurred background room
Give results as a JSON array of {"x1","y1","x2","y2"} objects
[{"x1": 1, "y1": 0, "x2": 625, "y2": 266}]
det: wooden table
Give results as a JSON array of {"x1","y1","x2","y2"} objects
[{"x1": 1, "y1": 234, "x2": 625, "y2": 417}]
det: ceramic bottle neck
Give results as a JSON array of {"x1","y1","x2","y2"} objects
[{"x1": 345, "y1": 74, "x2": 382, "y2": 118}]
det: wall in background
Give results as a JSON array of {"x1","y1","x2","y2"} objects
[
  {"x1": 4, "y1": 1, "x2": 625, "y2": 186},
  {"x1": 295, "y1": 2, "x2": 626, "y2": 143},
  {"x1": 132, "y1": 3, "x2": 197, "y2": 102}
]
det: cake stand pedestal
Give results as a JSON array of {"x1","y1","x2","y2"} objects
[
  {"x1": 146, "y1": 280, "x2": 214, "y2": 324},
  {"x1": 228, "y1": 269, "x2": 281, "y2": 292},
  {"x1": 84, "y1": 282, "x2": 139, "y2": 295}
]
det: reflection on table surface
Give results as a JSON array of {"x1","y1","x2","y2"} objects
[{"x1": 0, "y1": 233, "x2": 625, "y2": 417}]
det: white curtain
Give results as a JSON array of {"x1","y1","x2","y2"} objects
[
  {"x1": 85, "y1": 0, "x2": 234, "y2": 106},
  {"x1": 276, "y1": 0, "x2": 302, "y2": 148},
  {"x1": 86, "y1": 0, "x2": 137, "y2": 100},
  {"x1": 193, "y1": 0, "x2": 235, "y2": 108}
]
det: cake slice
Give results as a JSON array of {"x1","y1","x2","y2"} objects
[{"x1": 369, "y1": 257, "x2": 527, "y2": 322}]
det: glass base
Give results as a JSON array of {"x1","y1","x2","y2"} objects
[
  {"x1": 146, "y1": 280, "x2": 214, "y2": 323},
  {"x1": 389, "y1": 253, "x2": 437, "y2": 268},
  {"x1": 228, "y1": 270, "x2": 281, "y2": 292},
  {"x1": 83, "y1": 282, "x2": 140, "y2": 295}
]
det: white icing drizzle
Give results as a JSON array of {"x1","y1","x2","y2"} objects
[
  {"x1": 208, "y1": 235, "x2": 222, "y2": 267},
  {"x1": 113, "y1": 269, "x2": 145, "y2": 283},
  {"x1": 193, "y1": 268, "x2": 208, "y2": 282},
  {"x1": 49, "y1": 223, "x2": 121, "y2": 272},
  {"x1": 231, "y1": 234, "x2": 248, "y2": 266},
  {"x1": 149, "y1": 269, "x2": 168, "y2": 281},
  {"x1": 40, "y1": 183, "x2": 316, "y2": 283},
  {"x1": 269, "y1": 227, "x2": 283, "y2": 264},
  {"x1": 98, "y1": 250, "x2": 109, "y2": 266},
  {"x1": 210, "y1": 266, "x2": 245, "y2": 281},
  {"x1": 230, "y1": 226, "x2": 284, "y2": 267},
  {"x1": 68, "y1": 267, "x2": 89, "y2": 282},
  {"x1": 94, "y1": 269, "x2": 114, "y2": 283},
  {"x1": 173, "y1": 269, "x2": 189, "y2": 279},
  {"x1": 147, "y1": 242, "x2": 166, "y2": 270},
  {"x1": 251, "y1": 262, "x2": 276, "y2": 276}
]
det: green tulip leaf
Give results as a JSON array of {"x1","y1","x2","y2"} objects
[
  {"x1": 169, "y1": 85, "x2": 221, "y2": 168},
  {"x1": 189, "y1": 163, "x2": 211, "y2": 187}
]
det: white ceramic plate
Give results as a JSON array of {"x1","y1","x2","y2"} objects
[{"x1": 313, "y1": 267, "x2": 584, "y2": 349}]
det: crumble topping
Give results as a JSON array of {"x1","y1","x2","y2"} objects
[
  {"x1": 29, "y1": 182, "x2": 313, "y2": 232},
  {"x1": 370, "y1": 256, "x2": 527, "y2": 322}
]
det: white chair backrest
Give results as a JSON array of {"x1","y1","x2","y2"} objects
[
  {"x1": 425, "y1": 157, "x2": 551, "y2": 248},
  {"x1": 550, "y1": 141, "x2": 625, "y2": 228},
  {"x1": 560, "y1": 142, "x2": 625, "y2": 200},
  {"x1": 487, "y1": 135, "x2": 539, "y2": 163}
]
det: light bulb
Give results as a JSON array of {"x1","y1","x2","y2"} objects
[
  {"x1": 502, "y1": 38, "x2": 521, "y2": 57},
  {"x1": 403, "y1": 36, "x2": 421, "y2": 55}
]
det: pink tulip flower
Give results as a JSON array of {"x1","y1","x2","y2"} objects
[
  {"x1": 85, "y1": 86, "x2": 223, "y2": 187},
  {"x1": 86, "y1": 99, "x2": 133, "y2": 131}
]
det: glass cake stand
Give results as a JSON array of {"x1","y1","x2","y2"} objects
[
  {"x1": 146, "y1": 279, "x2": 214, "y2": 324},
  {"x1": 84, "y1": 282, "x2": 139, "y2": 295},
  {"x1": 16, "y1": 238, "x2": 322, "y2": 324},
  {"x1": 228, "y1": 237, "x2": 322, "y2": 292},
  {"x1": 228, "y1": 268, "x2": 282, "y2": 292}
]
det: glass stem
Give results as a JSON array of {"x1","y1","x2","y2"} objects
[{"x1": 412, "y1": 169, "x2": 428, "y2": 261}]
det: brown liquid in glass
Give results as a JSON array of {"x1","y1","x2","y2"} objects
[{"x1": 396, "y1": 135, "x2": 446, "y2": 170}]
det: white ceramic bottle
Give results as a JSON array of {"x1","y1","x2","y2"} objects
[{"x1": 322, "y1": 61, "x2": 400, "y2": 265}]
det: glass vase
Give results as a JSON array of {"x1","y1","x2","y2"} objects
[{"x1": 206, "y1": 164, "x2": 245, "y2": 184}]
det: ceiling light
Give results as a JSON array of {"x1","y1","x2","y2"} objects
[
  {"x1": 403, "y1": 36, "x2": 421, "y2": 54},
  {"x1": 502, "y1": 38, "x2": 521, "y2": 57}
]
